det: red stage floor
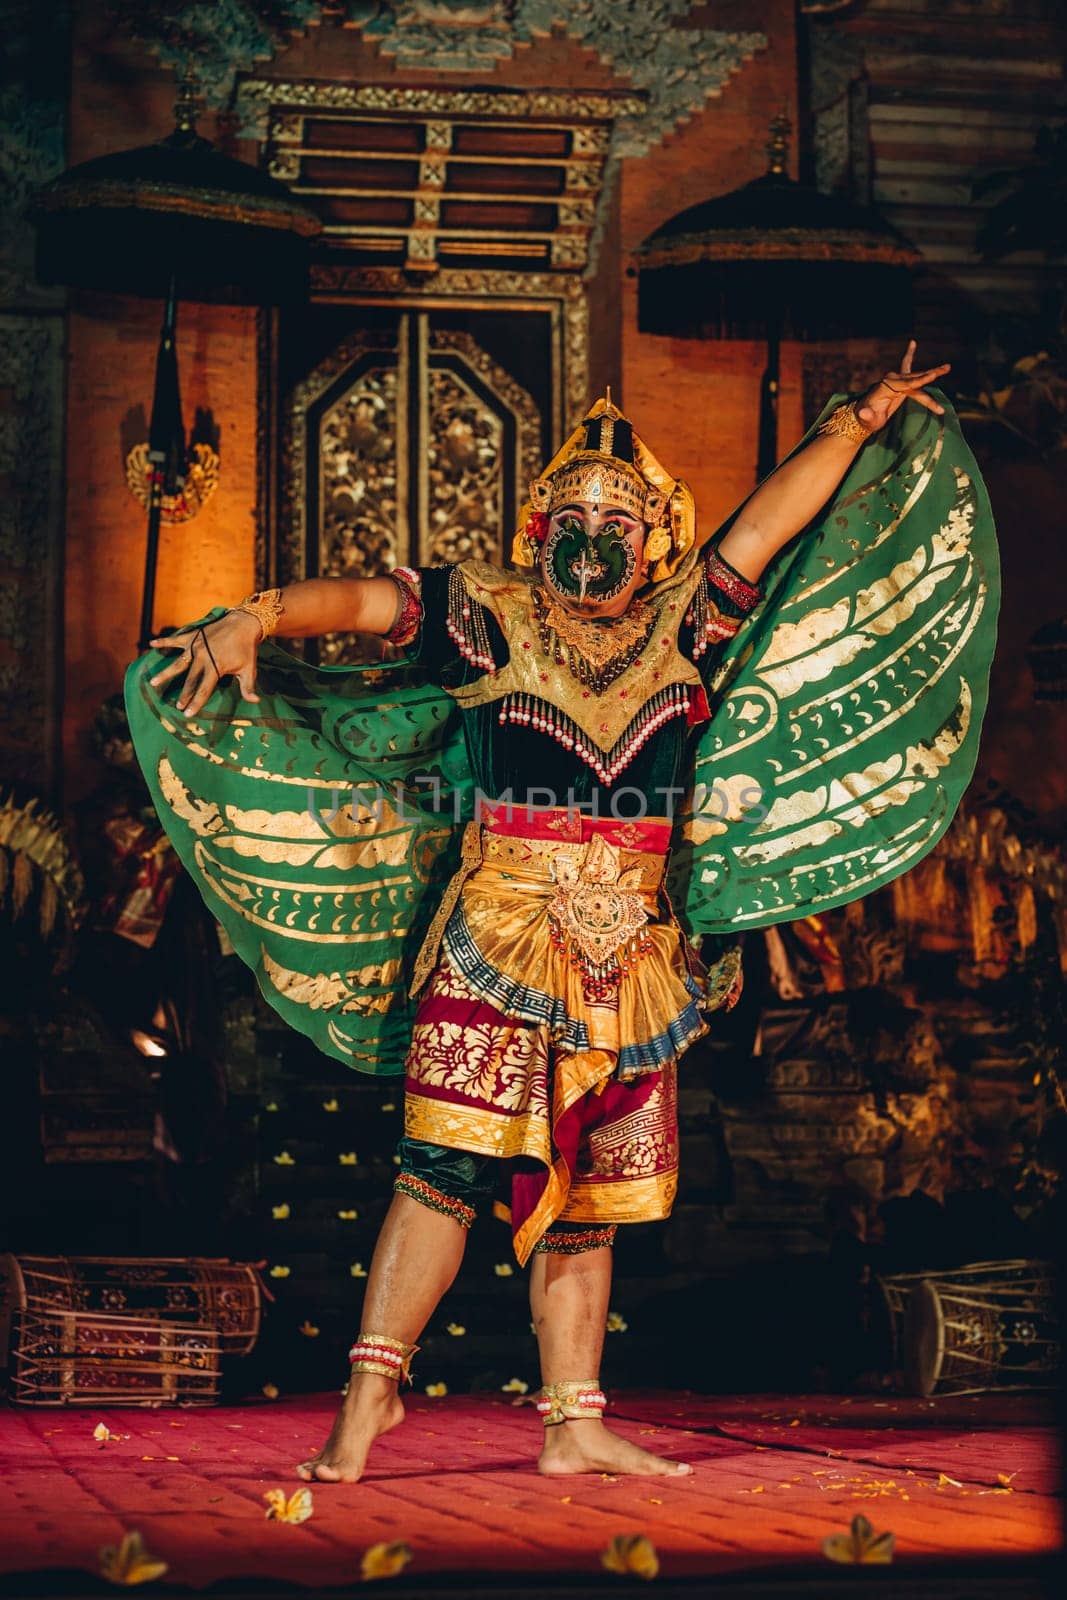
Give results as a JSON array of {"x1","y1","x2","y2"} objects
[{"x1": 0, "y1": 1392, "x2": 1060, "y2": 1590}]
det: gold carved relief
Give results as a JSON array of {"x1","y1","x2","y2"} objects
[{"x1": 281, "y1": 320, "x2": 544, "y2": 660}]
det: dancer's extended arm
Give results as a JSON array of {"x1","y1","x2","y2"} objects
[
  {"x1": 717, "y1": 340, "x2": 950, "y2": 586},
  {"x1": 146, "y1": 574, "x2": 407, "y2": 715}
]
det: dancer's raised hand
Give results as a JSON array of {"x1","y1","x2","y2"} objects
[
  {"x1": 147, "y1": 609, "x2": 262, "y2": 716},
  {"x1": 856, "y1": 339, "x2": 951, "y2": 430}
]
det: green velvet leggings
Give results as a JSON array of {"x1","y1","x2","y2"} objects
[{"x1": 395, "y1": 1135, "x2": 616, "y2": 1255}]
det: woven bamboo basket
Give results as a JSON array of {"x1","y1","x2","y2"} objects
[
  {"x1": 9, "y1": 1307, "x2": 222, "y2": 1406},
  {"x1": 0, "y1": 1255, "x2": 263, "y2": 1363}
]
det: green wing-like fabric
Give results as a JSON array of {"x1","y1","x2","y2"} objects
[
  {"x1": 673, "y1": 391, "x2": 1000, "y2": 936},
  {"x1": 124, "y1": 619, "x2": 472, "y2": 1075}
]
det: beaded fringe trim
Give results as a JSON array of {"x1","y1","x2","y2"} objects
[
  {"x1": 497, "y1": 683, "x2": 692, "y2": 784},
  {"x1": 536, "y1": 1381, "x2": 607, "y2": 1426},
  {"x1": 686, "y1": 567, "x2": 743, "y2": 661},
  {"x1": 348, "y1": 1332, "x2": 420, "y2": 1384},
  {"x1": 533, "y1": 1226, "x2": 617, "y2": 1255},
  {"x1": 395, "y1": 1172, "x2": 477, "y2": 1229},
  {"x1": 446, "y1": 567, "x2": 496, "y2": 671}
]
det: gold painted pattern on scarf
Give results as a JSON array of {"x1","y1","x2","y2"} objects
[
  {"x1": 157, "y1": 753, "x2": 426, "y2": 870},
  {"x1": 261, "y1": 949, "x2": 401, "y2": 1015},
  {"x1": 193, "y1": 840, "x2": 412, "y2": 942}
]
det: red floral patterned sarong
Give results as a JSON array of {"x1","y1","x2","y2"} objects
[{"x1": 403, "y1": 809, "x2": 701, "y2": 1263}]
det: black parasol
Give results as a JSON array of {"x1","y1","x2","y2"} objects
[{"x1": 636, "y1": 116, "x2": 921, "y2": 481}]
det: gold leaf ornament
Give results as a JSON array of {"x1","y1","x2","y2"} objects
[
  {"x1": 98, "y1": 1531, "x2": 169, "y2": 1586},
  {"x1": 601, "y1": 1534, "x2": 660, "y2": 1581},
  {"x1": 822, "y1": 1514, "x2": 895, "y2": 1564},
  {"x1": 125, "y1": 440, "x2": 219, "y2": 525},
  {"x1": 361, "y1": 1541, "x2": 413, "y2": 1581},
  {"x1": 264, "y1": 1488, "x2": 314, "y2": 1524}
]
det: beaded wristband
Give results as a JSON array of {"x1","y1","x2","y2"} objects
[{"x1": 384, "y1": 568, "x2": 423, "y2": 648}]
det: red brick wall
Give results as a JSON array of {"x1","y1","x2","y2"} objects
[{"x1": 63, "y1": 15, "x2": 258, "y2": 807}]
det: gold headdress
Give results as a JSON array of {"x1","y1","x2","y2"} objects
[{"x1": 512, "y1": 393, "x2": 696, "y2": 583}]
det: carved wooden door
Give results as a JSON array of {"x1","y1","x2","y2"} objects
[{"x1": 277, "y1": 305, "x2": 547, "y2": 664}]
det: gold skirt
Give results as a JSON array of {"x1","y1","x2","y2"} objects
[{"x1": 403, "y1": 808, "x2": 707, "y2": 1262}]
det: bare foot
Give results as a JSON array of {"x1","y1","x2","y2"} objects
[
  {"x1": 538, "y1": 1419, "x2": 693, "y2": 1477},
  {"x1": 296, "y1": 1372, "x2": 404, "y2": 1484}
]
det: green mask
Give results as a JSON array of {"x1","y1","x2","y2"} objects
[{"x1": 544, "y1": 516, "x2": 637, "y2": 605}]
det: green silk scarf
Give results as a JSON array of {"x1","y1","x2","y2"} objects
[{"x1": 125, "y1": 391, "x2": 999, "y2": 1076}]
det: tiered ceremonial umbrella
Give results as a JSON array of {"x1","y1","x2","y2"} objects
[
  {"x1": 636, "y1": 116, "x2": 921, "y2": 481},
  {"x1": 32, "y1": 78, "x2": 322, "y2": 647}
]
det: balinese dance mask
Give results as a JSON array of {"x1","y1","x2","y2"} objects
[{"x1": 512, "y1": 395, "x2": 696, "y2": 603}]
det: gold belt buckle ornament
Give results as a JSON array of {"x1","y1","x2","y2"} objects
[{"x1": 547, "y1": 835, "x2": 650, "y2": 989}]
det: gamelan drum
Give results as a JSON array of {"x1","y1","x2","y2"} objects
[
  {"x1": 902, "y1": 1261, "x2": 1058, "y2": 1397},
  {"x1": 0, "y1": 1255, "x2": 263, "y2": 1365}
]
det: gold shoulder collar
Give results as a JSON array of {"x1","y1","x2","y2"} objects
[{"x1": 445, "y1": 549, "x2": 707, "y2": 782}]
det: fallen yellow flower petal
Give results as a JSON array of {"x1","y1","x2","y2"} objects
[
  {"x1": 350, "y1": 1262, "x2": 368, "y2": 1278},
  {"x1": 425, "y1": 1382, "x2": 448, "y2": 1397},
  {"x1": 823, "y1": 1514, "x2": 894, "y2": 1565},
  {"x1": 446, "y1": 1323, "x2": 466, "y2": 1337},
  {"x1": 606, "y1": 1311, "x2": 628, "y2": 1332},
  {"x1": 298, "y1": 1321, "x2": 320, "y2": 1338},
  {"x1": 93, "y1": 1424, "x2": 118, "y2": 1446},
  {"x1": 501, "y1": 1378, "x2": 528, "y2": 1393},
  {"x1": 337, "y1": 1209, "x2": 358, "y2": 1221},
  {"x1": 269, "y1": 1266, "x2": 291, "y2": 1279},
  {"x1": 272, "y1": 1203, "x2": 290, "y2": 1220},
  {"x1": 338, "y1": 1152, "x2": 358, "y2": 1165},
  {"x1": 381, "y1": 1102, "x2": 396, "y2": 1113},
  {"x1": 361, "y1": 1540, "x2": 412, "y2": 1581},
  {"x1": 494, "y1": 1263, "x2": 513, "y2": 1277},
  {"x1": 322, "y1": 1098, "x2": 339, "y2": 1112},
  {"x1": 98, "y1": 1531, "x2": 169, "y2": 1586},
  {"x1": 272, "y1": 1151, "x2": 295, "y2": 1166},
  {"x1": 263, "y1": 1487, "x2": 313, "y2": 1524},
  {"x1": 262, "y1": 1383, "x2": 280, "y2": 1400},
  {"x1": 937, "y1": 1473, "x2": 963, "y2": 1489},
  {"x1": 602, "y1": 1534, "x2": 660, "y2": 1581}
]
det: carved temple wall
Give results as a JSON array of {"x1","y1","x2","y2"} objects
[{"x1": 56, "y1": 0, "x2": 803, "y2": 802}]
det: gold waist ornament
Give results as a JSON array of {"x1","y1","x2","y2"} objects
[{"x1": 410, "y1": 816, "x2": 669, "y2": 998}]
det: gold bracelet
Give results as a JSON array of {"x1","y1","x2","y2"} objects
[
  {"x1": 816, "y1": 401, "x2": 873, "y2": 446},
  {"x1": 230, "y1": 588, "x2": 284, "y2": 640}
]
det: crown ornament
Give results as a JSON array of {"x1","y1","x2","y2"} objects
[{"x1": 513, "y1": 390, "x2": 694, "y2": 582}]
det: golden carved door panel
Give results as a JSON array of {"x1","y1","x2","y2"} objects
[{"x1": 280, "y1": 310, "x2": 543, "y2": 664}]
